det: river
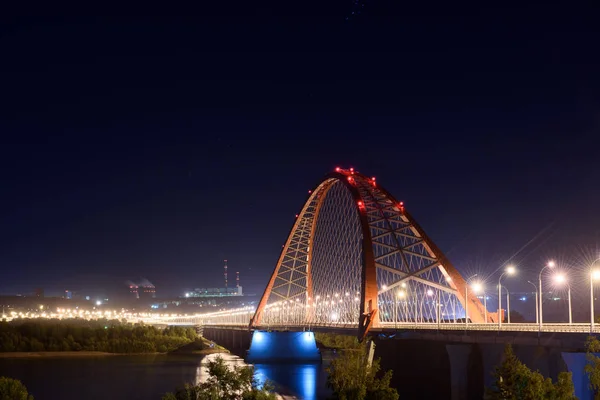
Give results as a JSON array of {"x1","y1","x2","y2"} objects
[{"x1": 0, "y1": 353, "x2": 331, "y2": 400}]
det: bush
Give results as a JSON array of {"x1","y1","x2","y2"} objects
[
  {"x1": 0, "y1": 377, "x2": 34, "y2": 400},
  {"x1": 327, "y1": 341, "x2": 398, "y2": 400},
  {"x1": 163, "y1": 356, "x2": 276, "y2": 400},
  {"x1": 314, "y1": 333, "x2": 361, "y2": 350}
]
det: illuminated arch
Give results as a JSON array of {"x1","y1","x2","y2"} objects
[{"x1": 251, "y1": 168, "x2": 495, "y2": 339}]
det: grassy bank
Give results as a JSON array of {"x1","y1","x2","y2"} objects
[
  {"x1": 0, "y1": 319, "x2": 197, "y2": 354},
  {"x1": 0, "y1": 351, "x2": 122, "y2": 358}
]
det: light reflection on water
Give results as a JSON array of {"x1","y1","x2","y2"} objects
[
  {"x1": 196, "y1": 353, "x2": 328, "y2": 400},
  {"x1": 0, "y1": 353, "x2": 328, "y2": 400}
]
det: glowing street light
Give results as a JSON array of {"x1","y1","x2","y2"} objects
[
  {"x1": 539, "y1": 260, "x2": 555, "y2": 331},
  {"x1": 553, "y1": 273, "x2": 572, "y2": 325},
  {"x1": 498, "y1": 265, "x2": 516, "y2": 330}
]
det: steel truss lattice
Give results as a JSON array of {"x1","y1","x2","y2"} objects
[{"x1": 252, "y1": 169, "x2": 497, "y2": 338}]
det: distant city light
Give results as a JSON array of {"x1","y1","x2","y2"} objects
[{"x1": 96, "y1": 300, "x2": 102, "y2": 306}]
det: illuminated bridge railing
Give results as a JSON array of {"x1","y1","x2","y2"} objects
[{"x1": 137, "y1": 308, "x2": 599, "y2": 334}]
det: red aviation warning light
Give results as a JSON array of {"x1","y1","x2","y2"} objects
[
  {"x1": 335, "y1": 167, "x2": 341, "y2": 172},
  {"x1": 350, "y1": 167, "x2": 354, "y2": 174},
  {"x1": 357, "y1": 200, "x2": 365, "y2": 210}
]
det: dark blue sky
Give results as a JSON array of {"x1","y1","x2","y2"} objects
[{"x1": 1, "y1": 3, "x2": 600, "y2": 297}]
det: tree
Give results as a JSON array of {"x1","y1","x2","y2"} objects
[
  {"x1": 585, "y1": 336, "x2": 600, "y2": 399},
  {"x1": 486, "y1": 344, "x2": 575, "y2": 400},
  {"x1": 0, "y1": 377, "x2": 34, "y2": 400},
  {"x1": 326, "y1": 341, "x2": 399, "y2": 400},
  {"x1": 162, "y1": 356, "x2": 276, "y2": 400}
]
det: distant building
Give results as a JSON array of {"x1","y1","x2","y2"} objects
[
  {"x1": 34, "y1": 288, "x2": 44, "y2": 298},
  {"x1": 64, "y1": 290, "x2": 72, "y2": 300},
  {"x1": 139, "y1": 285, "x2": 156, "y2": 300},
  {"x1": 129, "y1": 285, "x2": 139, "y2": 299},
  {"x1": 185, "y1": 287, "x2": 243, "y2": 298}
]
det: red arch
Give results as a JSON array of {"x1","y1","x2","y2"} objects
[{"x1": 251, "y1": 169, "x2": 493, "y2": 338}]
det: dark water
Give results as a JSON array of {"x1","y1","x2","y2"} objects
[{"x1": 0, "y1": 353, "x2": 331, "y2": 400}]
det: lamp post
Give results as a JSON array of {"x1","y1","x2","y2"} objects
[
  {"x1": 399, "y1": 289, "x2": 408, "y2": 323},
  {"x1": 502, "y1": 286, "x2": 511, "y2": 323},
  {"x1": 591, "y1": 259, "x2": 600, "y2": 332},
  {"x1": 394, "y1": 292, "x2": 398, "y2": 329},
  {"x1": 465, "y1": 274, "x2": 478, "y2": 329},
  {"x1": 553, "y1": 274, "x2": 572, "y2": 325},
  {"x1": 498, "y1": 265, "x2": 516, "y2": 330},
  {"x1": 396, "y1": 290, "x2": 407, "y2": 329},
  {"x1": 472, "y1": 282, "x2": 486, "y2": 323},
  {"x1": 527, "y1": 281, "x2": 539, "y2": 325},
  {"x1": 427, "y1": 289, "x2": 441, "y2": 330},
  {"x1": 539, "y1": 260, "x2": 555, "y2": 331}
]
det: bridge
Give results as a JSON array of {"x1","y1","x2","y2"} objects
[
  {"x1": 147, "y1": 167, "x2": 594, "y2": 335},
  {"x1": 141, "y1": 168, "x2": 598, "y2": 399}
]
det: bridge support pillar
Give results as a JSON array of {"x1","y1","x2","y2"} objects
[
  {"x1": 479, "y1": 343, "x2": 505, "y2": 389},
  {"x1": 446, "y1": 344, "x2": 472, "y2": 400},
  {"x1": 247, "y1": 331, "x2": 321, "y2": 363}
]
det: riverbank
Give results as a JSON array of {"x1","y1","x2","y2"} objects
[
  {"x1": 0, "y1": 351, "x2": 123, "y2": 358},
  {"x1": 0, "y1": 338, "x2": 229, "y2": 358}
]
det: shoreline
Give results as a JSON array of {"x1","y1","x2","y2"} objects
[
  {"x1": 0, "y1": 348, "x2": 230, "y2": 358},
  {"x1": 0, "y1": 351, "x2": 128, "y2": 358}
]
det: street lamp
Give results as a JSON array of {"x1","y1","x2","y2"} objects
[
  {"x1": 553, "y1": 273, "x2": 572, "y2": 325},
  {"x1": 427, "y1": 289, "x2": 440, "y2": 329},
  {"x1": 591, "y1": 259, "x2": 600, "y2": 332},
  {"x1": 502, "y1": 286, "x2": 511, "y2": 323},
  {"x1": 472, "y1": 282, "x2": 487, "y2": 323},
  {"x1": 539, "y1": 260, "x2": 555, "y2": 331},
  {"x1": 396, "y1": 290, "x2": 407, "y2": 328},
  {"x1": 498, "y1": 265, "x2": 516, "y2": 330},
  {"x1": 527, "y1": 281, "x2": 539, "y2": 325},
  {"x1": 465, "y1": 274, "x2": 478, "y2": 329}
]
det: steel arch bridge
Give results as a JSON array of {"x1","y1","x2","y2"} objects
[{"x1": 245, "y1": 168, "x2": 498, "y2": 339}]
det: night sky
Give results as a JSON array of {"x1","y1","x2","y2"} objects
[{"x1": 2, "y1": 3, "x2": 600, "y2": 298}]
